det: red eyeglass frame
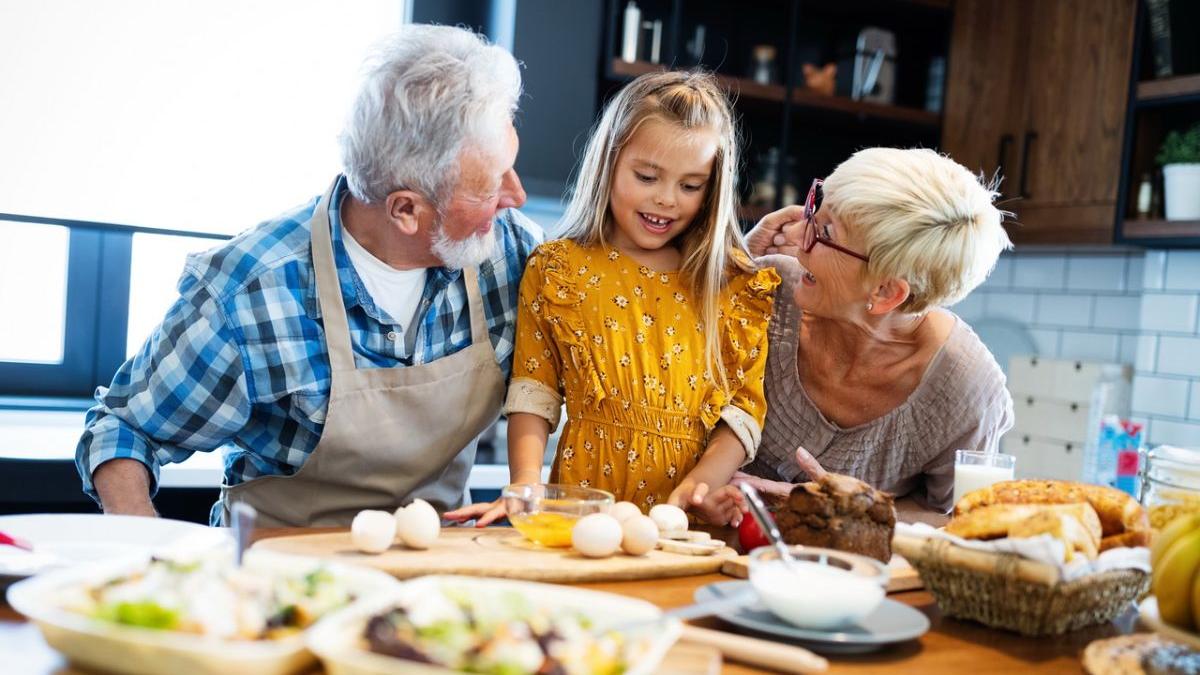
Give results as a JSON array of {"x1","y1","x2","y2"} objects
[{"x1": 801, "y1": 178, "x2": 870, "y2": 263}]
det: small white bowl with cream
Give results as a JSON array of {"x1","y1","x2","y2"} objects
[{"x1": 748, "y1": 546, "x2": 889, "y2": 630}]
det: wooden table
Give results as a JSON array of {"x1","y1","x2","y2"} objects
[{"x1": 1, "y1": 527, "x2": 1143, "y2": 674}]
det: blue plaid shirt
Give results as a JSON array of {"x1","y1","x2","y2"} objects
[{"x1": 76, "y1": 176, "x2": 543, "y2": 524}]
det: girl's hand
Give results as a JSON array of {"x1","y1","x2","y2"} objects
[
  {"x1": 744, "y1": 205, "x2": 806, "y2": 257},
  {"x1": 729, "y1": 471, "x2": 794, "y2": 500},
  {"x1": 667, "y1": 480, "x2": 748, "y2": 527},
  {"x1": 443, "y1": 499, "x2": 508, "y2": 527}
]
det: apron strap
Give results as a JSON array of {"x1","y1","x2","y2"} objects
[
  {"x1": 462, "y1": 266, "x2": 489, "y2": 346},
  {"x1": 310, "y1": 179, "x2": 356, "y2": 373}
]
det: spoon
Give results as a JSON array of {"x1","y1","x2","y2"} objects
[
  {"x1": 737, "y1": 482, "x2": 819, "y2": 572},
  {"x1": 231, "y1": 502, "x2": 256, "y2": 567}
]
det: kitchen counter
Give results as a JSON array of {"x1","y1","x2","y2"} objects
[{"x1": 0, "y1": 526, "x2": 1145, "y2": 674}]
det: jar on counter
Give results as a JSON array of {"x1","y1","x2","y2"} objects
[{"x1": 1141, "y1": 445, "x2": 1200, "y2": 529}]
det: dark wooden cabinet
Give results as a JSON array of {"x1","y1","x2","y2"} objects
[
  {"x1": 1115, "y1": 1, "x2": 1200, "y2": 247},
  {"x1": 942, "y1": 0, "x2": 1137, "y2": 245}
]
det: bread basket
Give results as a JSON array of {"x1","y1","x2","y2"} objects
[{"x1": 893, "y1": 534, "x2": 1148, "y2": 636}]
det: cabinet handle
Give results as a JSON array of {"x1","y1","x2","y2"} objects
[
  {"x1": 1065, "y1": 443, "x2": 1074, "y2": 453},
  {"x1": 996, "y1": 134, "x2": 1014, "y2": 197},
  {"x1": 1070, "y1": 403, "x2": 1079, "y2": 412},
  {"x1": 1018, "y1": 131, "x2": 1038, "y2": 199}
]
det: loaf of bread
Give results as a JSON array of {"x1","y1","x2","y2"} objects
[
  {"x1": 946, "y1": 502, "x2": 1102, "y2": 561},
  {"x1": 773, "y1": 473, "x2": 896, "y2": 563},
  {"x1": 953, "y1": 479, "x2": 1150, "y2": 551}
]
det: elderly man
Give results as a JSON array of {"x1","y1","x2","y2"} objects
[{"x1": 75, "y1": 25, "x2": 541, "y2": 527}]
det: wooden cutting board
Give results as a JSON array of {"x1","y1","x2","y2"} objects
[
  {"x1": 719, "y1": 552, "x2": 924, "y2": 593},
  {"x1": 253, "y1": 527, "x2": 736, "y2": 583}
]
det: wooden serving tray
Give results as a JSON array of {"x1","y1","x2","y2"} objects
[
  {"x1": 253, "y1": 527, "x2": 736, "y2": 583},
  {"x1": 719, "y1": 553, "x2": 924, "y2": 593}
]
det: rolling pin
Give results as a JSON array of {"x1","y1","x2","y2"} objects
[{"x1": 680, "y1": 624, "x2": 828, "y2": 673}]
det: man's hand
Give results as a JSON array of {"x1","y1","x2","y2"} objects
[
  {"x1": 444, "y1": 499, "x2": 508, "y2": 527},
  {"x1": 92, "y1": 458, "x2": 157, "y2": 517},
  {"x1": 744, "y1": 205, "x2": 806, "y2": 258},
  {"x1": 668, "y1": 480, "x2": 747, "y2": 527}
]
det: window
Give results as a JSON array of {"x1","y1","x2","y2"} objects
[
  {"x1": 0, "y1": 221, "x2": 69, "y2": 364},
  {"x1": 0, "y1": 1, "x2": 407, "y2": 399}
]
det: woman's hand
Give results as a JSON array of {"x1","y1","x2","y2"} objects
[
  {"x1": 793, "y1": 445, "x2": 828, "y2": 481},
  {"x1": 443, "y1": 499, "x2": 508, "y2": 527},
  {"x1": 668, "y1": 480, "x2": 748, "y2": 527},
  {"x1": 744, "y1": 205, "x2": 806, "y2": 257},
  {"x1": 730, "y1": 446, "x2": 828, "y2": 498}
]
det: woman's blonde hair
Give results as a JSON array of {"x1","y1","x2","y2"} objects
[
  {"x1": 822, "y1": 147, "x2": 1013, "y2": 314},
  {"x1": 558, "y1": 70, "x2": 751, "y2": 388}
]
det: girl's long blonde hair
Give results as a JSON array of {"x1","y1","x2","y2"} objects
[{"x1": 559, "y1": 70, "x2": 752, "y2": 390}]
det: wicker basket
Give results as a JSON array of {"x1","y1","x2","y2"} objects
[{"x1": 894, "y1": 535, "x2": 1149, "y2": 637}]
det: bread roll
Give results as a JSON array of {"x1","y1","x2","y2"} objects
[
  {"x1": 945, "y1": 502, "x2": 1102, "y2": 561},
  {"x1": 953, "y1": 479, "x2": 1150, "y2": 550},
  {"x1": 1009, "y1": 510, "x2": 1099, "y2": 561}
]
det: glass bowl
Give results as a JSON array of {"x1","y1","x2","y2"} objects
[
  {"x1": 748, "y1": 545, "x2": 888, "y2": 629},
  {"x1": 502, "y1": 483, "x2": 614, "y2": 547}
]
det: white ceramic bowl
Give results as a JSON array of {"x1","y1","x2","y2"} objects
[
  {"x1": 748, "y1": 546, "x2": 888, "y2": 630},
  {"x1": 6, "y1": 549, "x2": 401, "y2": 675},
  {"x1": 306, "y1": 574, "x2": 681, "y2": 675}
]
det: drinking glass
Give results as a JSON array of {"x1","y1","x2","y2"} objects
[{"x1": 953, "y1": 450, "x2": 1016, "y2": 506}]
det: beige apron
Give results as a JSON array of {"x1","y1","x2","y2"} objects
[{"x1": 220, "y1": 179, "x2": 505, "y2": 527}]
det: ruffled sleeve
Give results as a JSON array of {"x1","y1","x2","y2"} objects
[
  {"x1": 502, "y1": 244, "x2": 565, "y2": 427},
  {"x1": 702, "y1": 266, "x2": 780, "y2": 462},
  {"x1": 502, "y1": 241, "x2": 605, "y2": 426}
]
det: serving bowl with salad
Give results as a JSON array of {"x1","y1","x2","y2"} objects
[
  {"x1": 6, "y1": 549, "x2": 400, "y2": 675},
  {"x1": 306, "y1": 575, "x2": 681, "y2": 675}
]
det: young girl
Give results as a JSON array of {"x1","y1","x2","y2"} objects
[{"x1": 447, "y1": 71, "x2": 778, "y2": 526}]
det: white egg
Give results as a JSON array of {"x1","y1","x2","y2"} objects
[
  {"x1": 621, "y1": 514, "x2": 659, "y2": 556},
  {"x1": 351, "y1": 510, "x2": 396, "y2": 554},
  {"x1": 608, "y1": 501, "x2": 642, "y2": 523},
  {"x1": 395, "y1": 498, "x2": 441, "y2": 550},
  {"x1": 571, "y1": 513, "x2": 623, "y2": 558},
  {"x1": 649, "y1": 504, "x2": 688, "y2": 535}
]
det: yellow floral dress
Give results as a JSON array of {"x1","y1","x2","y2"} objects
[{"x1": 503, "y1": 239, "x2": 780, "y2": 509}]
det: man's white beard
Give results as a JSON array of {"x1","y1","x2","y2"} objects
[{"x1": 431, "y1": 220, "x2": 498, "y2": 270}]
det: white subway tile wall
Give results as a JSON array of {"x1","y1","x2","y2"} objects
[
  {"x1": 957, "y1": 250, "x2": 1200, "y2": 448},
  {"x1": 1140, "y1": 293, "x2": 1199, "y2": 333},
  {"x1": 1131, "y1": 376, "x2": 1190, "y2": 418},
  {"x1": 1165, "y1": 251, "x2": 1200, "y2": 292}
]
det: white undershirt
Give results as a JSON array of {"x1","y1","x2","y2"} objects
[{"x1": 341, "y1": 227, "x2": 427, "y2": 328}]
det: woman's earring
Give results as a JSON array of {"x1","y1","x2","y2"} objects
[{"x1": 865, "y1": 302, "x2": 874, "y2": 311}]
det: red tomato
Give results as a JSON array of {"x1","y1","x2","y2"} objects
[{"x1": 738, "y1": 514, "x2": 770, "y2": 553}]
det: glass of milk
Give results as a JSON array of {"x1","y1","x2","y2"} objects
[{"x1": 953, "y1": 450, "x2": 1016, "y2": 506}]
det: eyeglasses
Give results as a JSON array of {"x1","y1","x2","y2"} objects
[{"x1": 801, "y1": 178, "x2": 870, "y2": 263}]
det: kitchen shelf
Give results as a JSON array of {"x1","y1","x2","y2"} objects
[
  {"x1": 1122, "y1": 218, "x2": 1200, "y2": 239},
  {"x1": 738, "y1": 205, "x2": 773, "y2": 223},
  {"x1": 610, "y1": 59, "x2": 941, "y2": 128},
  {"x1": 1136, "y1": 74, "x2": 1200, "y2": 103}
]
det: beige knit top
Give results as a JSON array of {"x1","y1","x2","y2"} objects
[{"x1": 744, "y1": 258, "x2": 1014, "y2": 512}]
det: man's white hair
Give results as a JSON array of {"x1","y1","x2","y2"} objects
[
  {"x1": 823, "y1": 147, "x2": 1013, "y2": 314},
  {"x1": 338, "y1": 25, "x2": 521, "y2": 206}
]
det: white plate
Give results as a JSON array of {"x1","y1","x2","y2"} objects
[
  {"x1": 7, "y1": 549, "x2": 402, "y2": 675},
  {"x1": 696, "y1": 581, "x2": 930, "y2": 654},
  {"x1": 1139, "y1": 596, "x2": 1200, "y2": 650},
  {"x1": 307, "y1": 574, "x2": 682, "y2": 675},
  {"x1": 0, "y1": 514, "x2": 228, "y2": 579}
]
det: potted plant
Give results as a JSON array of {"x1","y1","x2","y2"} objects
[{"x1": 1157, "y1": 123, "x2": 1200, "y2": 220}]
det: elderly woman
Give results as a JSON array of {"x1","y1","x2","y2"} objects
[{"x1": 736, "y1": 147, "x2": 1014, "y2": 520}]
